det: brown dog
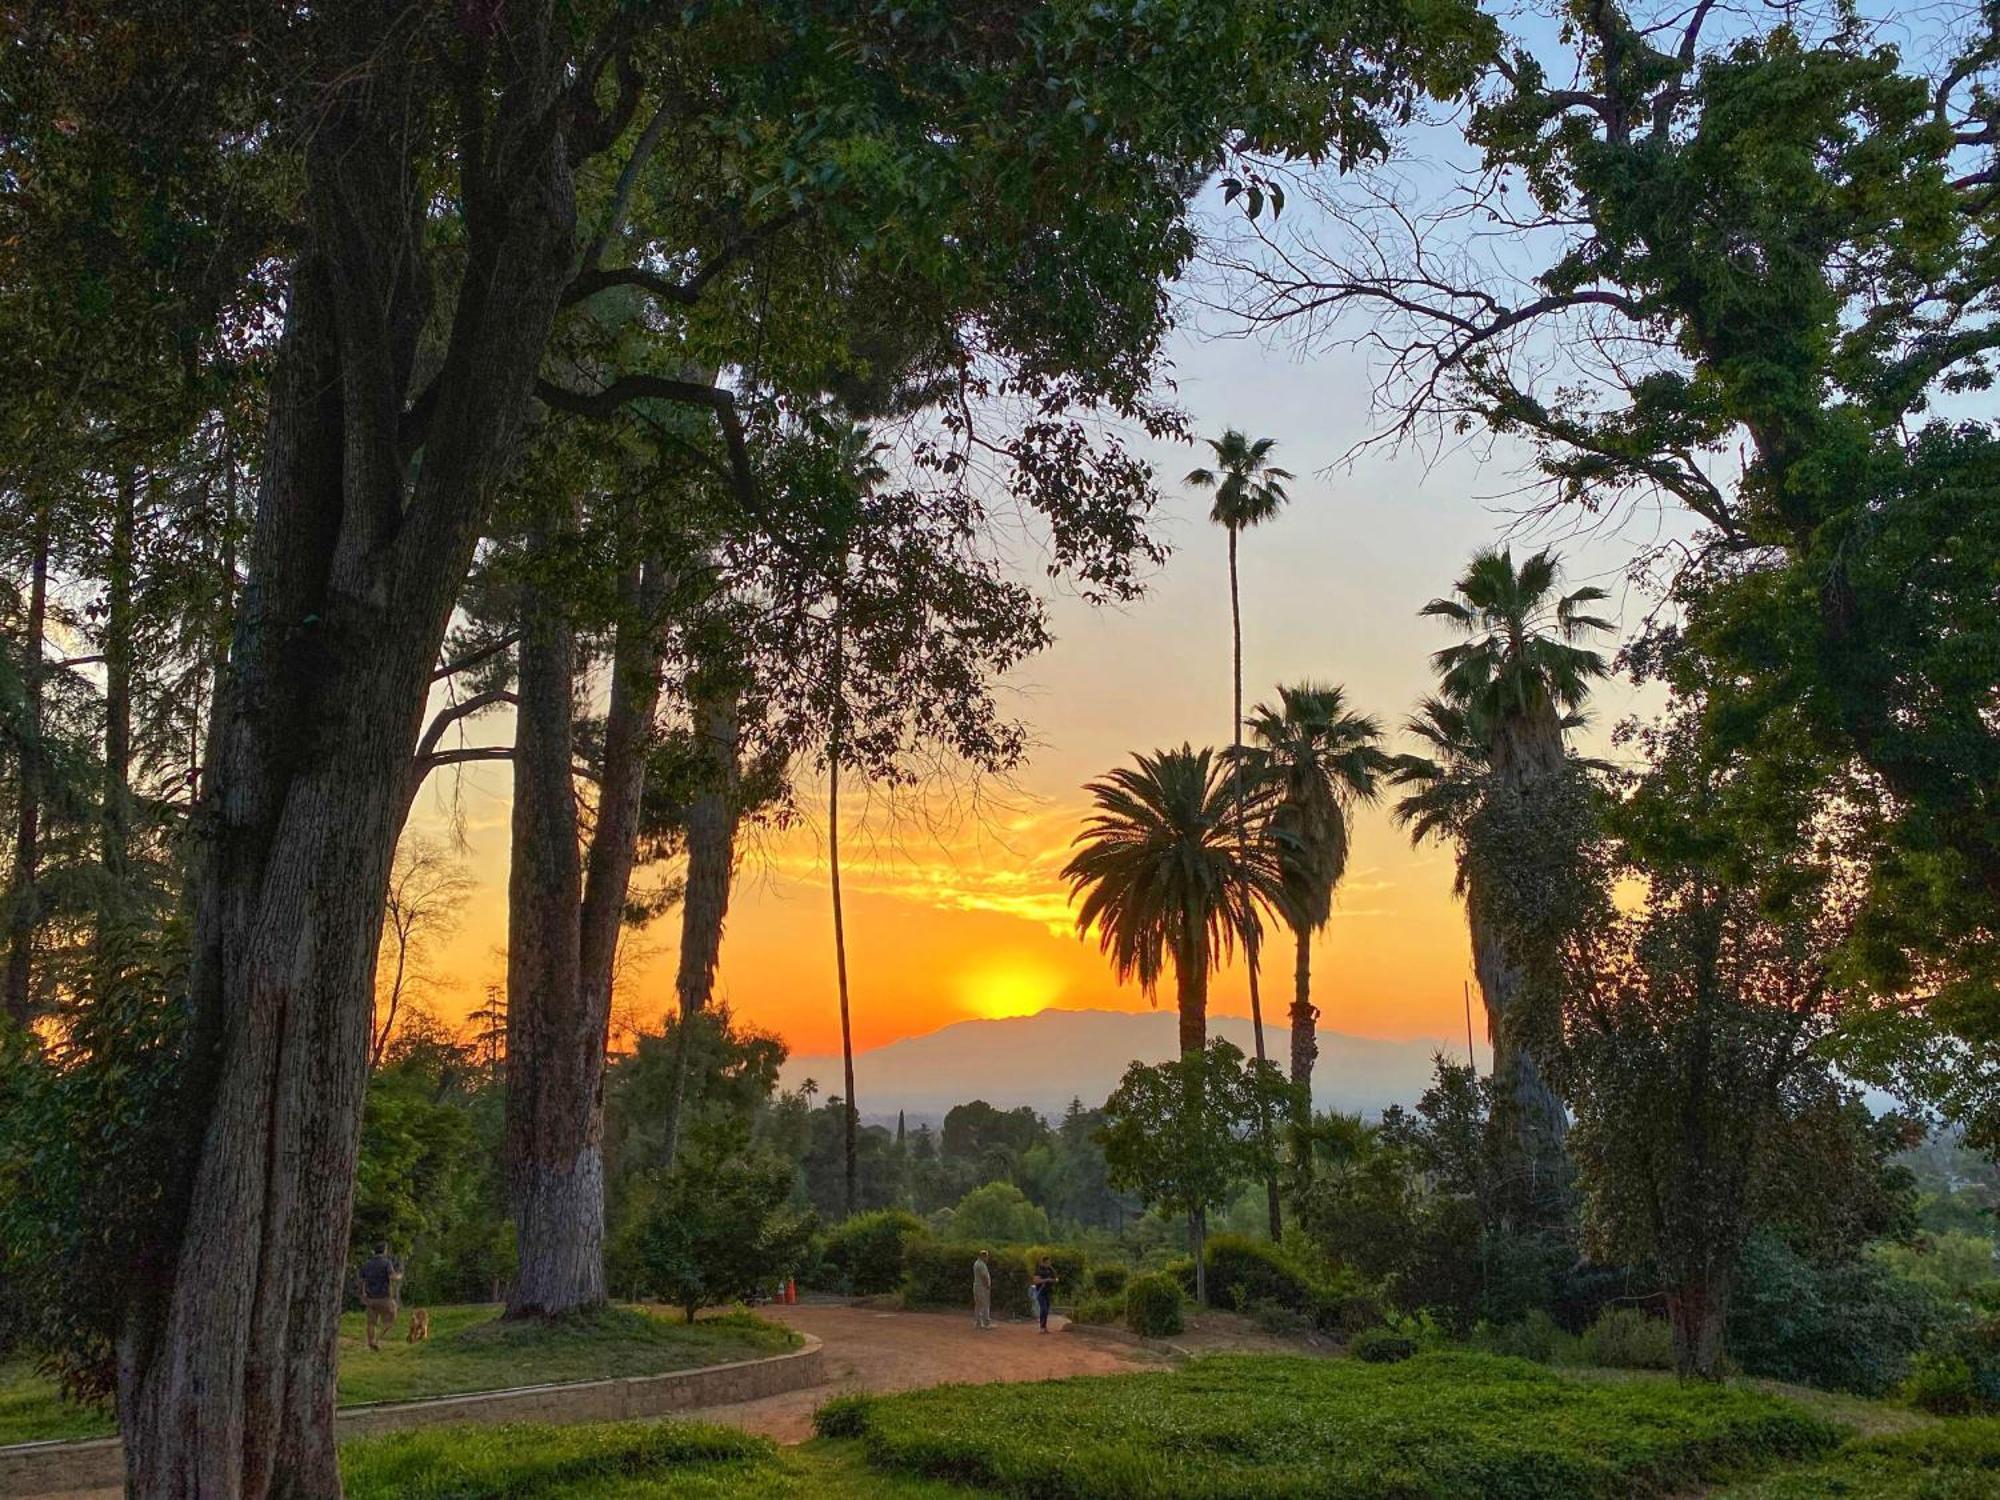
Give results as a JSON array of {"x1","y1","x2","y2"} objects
[{"x1": 406, "y1": 1309, "x2": 431, "y2": 1344}]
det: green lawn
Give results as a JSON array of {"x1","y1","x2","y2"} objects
[
  {"x1": 0, "y1": 1304, "x2": 795, "y2": 1448},
  {"x1": 332, "y1": 1351, "x2": 1908, "y2": 1500}
]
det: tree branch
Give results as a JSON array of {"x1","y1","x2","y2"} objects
[
  {"x1": 535, "y1": 375, "x2": 755, "y2": 506},
  {"x1": 432, "y1": 630, "x2": 523, "y2": 683}
]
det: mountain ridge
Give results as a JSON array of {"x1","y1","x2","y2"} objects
[{"x1": 778, "y1": 1006, "x2": 1489, "y2": 1122}]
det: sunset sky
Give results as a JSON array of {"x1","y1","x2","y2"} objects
[{"x1": 405, "y1": 237, "x2": 1689, "y2": 1063}]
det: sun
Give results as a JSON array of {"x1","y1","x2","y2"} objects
[{"x1": 958, "y1": 963, "x2": 1064, "y2": 1021}]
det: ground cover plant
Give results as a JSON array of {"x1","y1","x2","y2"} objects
[
  {"x1": 1711, "y1": 1416, "x2": 2000, "y2": 1499},
  {"x1": 818, "y1": 1352, "x2": 1841, "y2": 1499},
  {"x1": 0, "y1": 1305, "x2": 793, "y2": 1447}
]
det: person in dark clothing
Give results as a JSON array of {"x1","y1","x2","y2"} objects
[
  {"x1": 358, "y1": 1242, "x2": 403, "y2": 1350},
  {"x1": 1031, "y1": 1257, "x2": 1058, "y2": 1333}
]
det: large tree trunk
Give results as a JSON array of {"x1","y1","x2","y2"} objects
[
  {"x1": 3, "y1": 503, "x2": 49, "y2": 1028},
  {"x1": 1174, "y1": 939, "x2": 1207, "y2": 1057},
  {"x1": 117, "y1": 20, "x2": 576, "y2": 1492},
  {"x1": 506, "y1": 560, "x2": 666, "y2": 1317},
  {"x1": 101, "y1": 470, "x2": 135, "y2": 897},
  {"x1": 1289, "y1": 922, "x2": 1315, "y2": 1100},
  {"x1": 661, "y1": 680, "x2": 741, "y2": 1167},
  {"x1": 1665, "y1": 1268, "x2": 1732, "y2": 1382}
]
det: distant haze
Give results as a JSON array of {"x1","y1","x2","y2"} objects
[{"x1": 778, "y1": 1007, "x2": 1490, "y2": 1123}]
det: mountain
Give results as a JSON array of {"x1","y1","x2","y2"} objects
[{"x1": 778, "y1": 1007, "x2": 1488, "y2": 1122}]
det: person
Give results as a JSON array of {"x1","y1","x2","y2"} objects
[
  {"x1": 972, "y1": 1250, "x2": 993, "y2": 1330},
  {"x1": 1031, "y1": 1256, "x2": 1058, "y2": 1334},
  {"x1": 358, "y1": 1242, "x2": 403, "y2": 1351}
]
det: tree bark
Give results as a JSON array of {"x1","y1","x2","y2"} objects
[
  {"x1": 661, "y1": 680, "x2": 741, "y2": 1168},
  {"x1": 830, "y1": 650, "x2": 859, "y2": 1219},
  {"x1": 117, "y1": 19, "x2": 576, "y2": 1492},
  {"x1": 1173, "y1": 939, "x2": 1207, "y2": 1058},
  {"x1": 1289, "y1": 923, "x2": 1316, "y2": 1099},
  {"x1": 3, "y1": 503, "x2": 49, "y2": 1029},
  {"x1": 506, "y1": 559, "x2": 667, "y2": 1317},
  {"x1": 1666, "y1": 1269, "x2": 1732, "y2": 1381},
  {"x1": 101, "y1": 469, "x2": 135, "y2": 898}
]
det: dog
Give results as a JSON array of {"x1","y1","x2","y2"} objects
[{"x1": 406, "y1": 1309, "x2": 431, "y2": 1344}]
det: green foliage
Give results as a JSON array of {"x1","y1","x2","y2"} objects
[
  {"x1": 818, "y1": 1211, "x2": 926, "y2": 1295},
  {"x1": 900, "y1": 1242, "x2": 1029, "y2": 1314},
  {"x1": 1871, "y1": 1234, "x2": 1999, "y2": 1308},
  {"x1": 828, "y1": 1351, "x2": 1839, "y2": 1497},
  {"x1": 1349, "y1": 1327, "x2": 1417, "y2": 1364},
  {"x1": 1123, "y1": 1272, "x2": 1185, "y2": 1337},
  {"x1": 1730, "y1": 1233, "x2": 1943, "y2": 1396},
  {"x1": 1088, "y1": 1264, "x2": 1130, "y2": 1297},
  {"x1": 1200, "y1": 1234, "x2": 1318, "y2": 1316},
  {"x1": 340, "y1": 1419, "x2": 774, "y2": 1500},
  {"x1": 1100, "y1": 1041, "x2": 1298, "y2": 1243},
  {"x1": 1711, "y1": 1418, "x2": 2000, "y2": 1500},
  {"x1": 624, "y1": 1144, "x2": 815, "y2": 1322},
  {"x1": 1028, "y1": 1245, "x2": 1087, "y2": 1300},
  {"x1": 941, "y1": 1183, "x2": 1049, "y2": 1246},
  {"x1": 1473, "y1": 1311, "x2": 1573, "y2": 1365},
  {"x1": 1904, "y1": 1353, "x2": 1983, "y2": 1418},
  {"x1": 1577, "y1": 1309, "x2": 1675, "y2": 1372},
  {"x1": 1072, "y1": 1295, "x2": 1126, "y2": 1327}
]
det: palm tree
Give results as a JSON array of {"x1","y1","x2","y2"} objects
[
  {"x1": 1062, "y1": 745, "x2": 1283, "y2": 1059},
  {"x1": 1236, "y1": 684, "x2": 1390, "y2": 1105},
  {"x1": 1186, "y1": 431, "x2": 1292, "y2": 1232},
  {"x1": 1394, "y1": 546, "x2": 1611, "y2": 1192},
  {"x1": 827, "y1": 424, "x2": 889, "y2": 1219}
]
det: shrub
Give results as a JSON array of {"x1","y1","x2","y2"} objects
[
  {"x1": 1349, "y1": 1326, "x2": 1416, "y2": 1363},
  {"x1": 1905, "y1": 1352, "x2": 1980, "y2": 1416},
  {"x1": 1072, "y1": 1295, "x2": 1125, "y2": 1326},
  {"x1": 1729, "y1": 1232, "x2": 1942, "y2": 1394},
  {"x1": 1087, "y1": 1264, "x2": 1129, "y2": 1297},
  {"x1": 1577, "y1": 1308, "x2": 1674, "y2": 1370},
  {"x1": 624, "y1": 1150, "x2": 814, "y2": 1322},
  {"x1": 903, "y1": 1241, "x2": 1029, "y2": 1313},
  {"x1": 816, "y1": 1210, "x2": 925, "y2": 1295},
  {"x1": 811, "y1": 1393, "x2": 874, "y2": 1438},
  {"x1": 1248, "y1": 1298, "x2": 1312, "y2": 1337},
  {"x1": 1476, "y1": 1310, "x2": 1575, "y2": 1364},
  {"x1": 1202, "y1": 1233, "x2": 1318, "y2": 1314},
  {"x1": 1125, "y1": 1272, "x2": 1185, "y2": 1337}
]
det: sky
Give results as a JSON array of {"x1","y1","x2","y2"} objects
[{"x1": 404, "y1": 292, "x2": 1693, "y2": 1061}]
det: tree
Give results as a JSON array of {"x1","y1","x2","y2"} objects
[
  {"x1": 1236, "y1": 683, "x2": 1390, "y2": 1100},
  {"x1": 626, "y1": 1139, "x2": 814, "y2": 1322},
  {"x1": 372, "y1": 839, "x2": 474, "y2": 1068},
  {"x1": 1100, "y1": 1040, "x2": 1298, "y2": 1304},
  {"x1": 1392, "y1": 547, "x2": 1611, "y2": 1197},
  {"x1": 8, "y1": 0, "x2": 1502, "y2": 1482},
  {"x1": 1223, "y1": 0, "x2": 2000, "y2": 1141},
  {"x1": 1185, "y1": 430, "x2": 1293, "y2": 1234},
  {"x1": 1064, "y1": 746, "x2": 1284, "y2": 1058},
  {"x1": 941, "y1": 1181, "x2": 1052, "y2": 1245}
]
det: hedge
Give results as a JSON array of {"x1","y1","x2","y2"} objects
[
  {"x1": 1087, "y1": 1264, "x2": 1130, "y2": 1297},
  {"x1": 1125, "y1": 1272, "x2": 1185, "y2": 1337},
  {"x1": 904, "y1": 1242, "x2": 1032, "y2": 1314},
  {"x1": 817, "y1": 1210, "x2": 926, "y2": 1294}
]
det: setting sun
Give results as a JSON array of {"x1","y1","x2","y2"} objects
[{"x1": 957, "y1": 961, "x2": 1067, "y2": 1022}]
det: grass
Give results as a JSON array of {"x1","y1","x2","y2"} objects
[
  {"x1": 820, "y1": 1351, "x2": 1842, "y2": 1499},
  {"x1": 0, "y1": 1304, "x2": 795, "y2": 1448},
  {"x1": 1711, "y1": 1417, "x2": 2000, "y2": 1498}
]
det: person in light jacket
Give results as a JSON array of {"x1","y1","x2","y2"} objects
[{"x1": 972, "y1": 1250, "x2": 993, "y2": 1329}]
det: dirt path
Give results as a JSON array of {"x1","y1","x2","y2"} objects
[{"x1": 673, "y1": 1301, "x2": 1164, "y2": 1443}]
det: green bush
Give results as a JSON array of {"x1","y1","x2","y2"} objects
[
  {"x1": 1072, "y1": 1295, "x2": 1125, "y2": 1326},
  {"x1": 1200, "y1": 1233, "x2": 1318, "y2": 1313},
  {"x1": 902, "y1": 1241, "x2": 1030, "y2": 1313},
  {"x1": 1729, "y1": 1233, "x2": 1942, "y2": 1395},
  {"x1": 816, "y1": 1210, "x2": 925, "y2": 1295},
  {"x1": 811, "y1": 1392, "x2": 873, "y2": 1438},
  {"x1": 1476, "y1": 1310, "x2": 1575, "y2": 1364},
  {"x1": 340, "y1": 1418, "x2": 772, "y2": 1499},
  {"x1": 1349, "y1": 1326, "x2": 1416, "y2": 1363},
  {"x1": 1905, "y1": 1351, "x2": 1981, "y2": 1416},
  {"x1": 1124, "y1": 1272, "x2": 1185, "y2": 1337},
  {"x1": 1577, "y1": 1308, "x2": 1675, "y2": 1370},
  {"x1": 823, "y1": 1351, "x2": 1840, "y2": 1498},
  {"x1": 941, "y1": 1182, "x2": 1050, "y2": 1245},
  {"x1": 1087, "y1": 1264, "x2": 1129, "y2": 1297}
]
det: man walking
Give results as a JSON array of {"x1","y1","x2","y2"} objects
[
  {"x1": 358, "y1": 1242, "x2": 403, "y2": 1350},
  {"x1": 972, "y1": 1249, "x2": 993, "y2": 1329}
]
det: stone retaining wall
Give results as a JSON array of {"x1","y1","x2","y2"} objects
[{"x1": 0, "y1": 1334, "x2": 822, "y2": 1496}]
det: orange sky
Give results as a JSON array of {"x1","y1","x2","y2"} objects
[{"x1": 404, "y1": 328, "x2": 1680, "y2": 1061}]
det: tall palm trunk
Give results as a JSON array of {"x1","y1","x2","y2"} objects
[
  {"x1": 506, "y1": 560, "x2": 666, "y2": 1317},
  {"x1": 1288, "y1": 920, "x2": 1315, "y2": 1103},
  {"x1": 4, "y1": 503, "x2": 49, "y2": 1029},
  {"x1": 1226, "y1": 526, "x2": 1282, "y2": 1238},
  {"x1": 1174, "y1": 939, "x2": 1210, "y2": 1304},
  {"x1": 830, "y1": 615, "x2": 858, "y2": 1218},
  {"x1": 661, "y1": 681, "x2": 741, "y2": 1167}
]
